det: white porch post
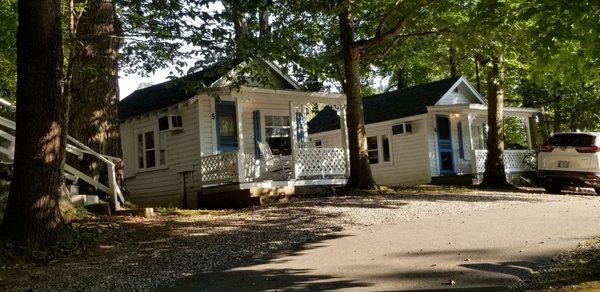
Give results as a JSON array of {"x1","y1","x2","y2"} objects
[
  {"x1": 235, "y1": 97, "x2": 245, "y2": 182},
  {"x1": 289, "y1": 101, "x2": 298, "y2": 179},
  {"x1": 524, "y1": 116, "x2": 533, "y2": 150},
  {"x1": 339, "y1": 105, "x2": 350, "y2": 177},
  {"x1": 467, "y1": 113, "x2": 477, "y2": 174}
]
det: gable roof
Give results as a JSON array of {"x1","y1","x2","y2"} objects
[
  {"x1": 118, "y1": 59, "x2": 300, "y2": 120},
  {"x1": 308, "y1": 76, "x2": 461, "y2": 134}
]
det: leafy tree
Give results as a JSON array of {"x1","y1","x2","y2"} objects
[{"x1": 0, "y1": 0, "x2": 16, "y2": 104}]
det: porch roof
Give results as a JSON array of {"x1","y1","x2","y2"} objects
[
  {"x1": 426, "y1": 104, "x2": 539, "y2": 116},
  {"x1": 308, "y1": 77, "x2": 460, "y2": 134}
]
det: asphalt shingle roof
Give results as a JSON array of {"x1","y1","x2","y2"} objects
[
  {"x1": 118, "y1": 60, "x2": 241, "y2": 120},
  {"x1": 308, "y1": 77, "x2": 460, "y2": 134}
]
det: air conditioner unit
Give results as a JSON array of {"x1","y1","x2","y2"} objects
[{"x1": 158, "y1": 115, "x2": 183, "y2": 132}]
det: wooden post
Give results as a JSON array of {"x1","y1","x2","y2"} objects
[
  {"x1": 235, "y1": 97, "x2": 245, "y2": 182},
  {"x1": 289, "y1": 101, "x2": 298, "y2": 179}
]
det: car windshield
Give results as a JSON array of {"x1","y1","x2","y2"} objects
[{"x1": 545, "y1": 133, "x2": 596, "y2": 147}]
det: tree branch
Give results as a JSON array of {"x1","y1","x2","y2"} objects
[
  {"x1": 353, "y1": 17, "x2": 406, "y2": 53},
  {"x1": 375, "y1": 1, "x2": 404, "y2": 38}
]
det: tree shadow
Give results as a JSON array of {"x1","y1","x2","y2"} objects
[
  {"x1": 156, "y1": 268, "x2": 372, "y2": 291},
  {"x1": 11, "y1": 205, "x2": 354, "y2": 291}
]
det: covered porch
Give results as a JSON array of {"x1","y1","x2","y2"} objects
[
  {"x1": 190, "y1": 87, "x2": 349, "y2": 191},
  {"x1": 427, "y1": 104, "x2": 539, "y2": 178}
]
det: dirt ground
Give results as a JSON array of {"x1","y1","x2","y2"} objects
[{"x1": 0, "y1": 186, "x2": 598, "y2": 291}]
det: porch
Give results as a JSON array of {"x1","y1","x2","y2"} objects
[
  {"x1": 427, "y1": 104, "x2": 538, "y2": 178},
  {"x1": 191, "y1": 87, "x2": 349, "y2": 191}
]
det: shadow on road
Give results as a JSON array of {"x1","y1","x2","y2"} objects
[{"x1": 156, "y1": 268, "x2": 372, "y2": 291}]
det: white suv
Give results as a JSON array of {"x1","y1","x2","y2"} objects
[{"x1": 538, "y1": 132, "x2": 600, "y2": 195}]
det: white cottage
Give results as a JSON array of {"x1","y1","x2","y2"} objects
[
  {"x1": 118, "y1": 60, "x2": 349, "y2": 207},
  {"x1": 308, "y1": 77, "x2": 539, "y2": 186}
]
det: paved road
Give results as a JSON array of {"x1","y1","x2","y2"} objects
[{"x1": 162, "y1": 200, "x2": 600, "y2": 291}]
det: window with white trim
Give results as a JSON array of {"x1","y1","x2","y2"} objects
[
  {"x1": 392, "y1": 123, "x2": 412, "y2": 135},
  {"x1": 137, "y1": 130, "x2": 166, "y2": 170},
  {"x1": 314, "y1": 139, "x2": 323, "y2": 148},
  {"x1": 367, "y1": 135, "x2": 392, "y2": 164},
  {"x1": 367, "y1": 136, "x2": 379, "y2": 164},
  {"x1": 264, "y1": 115, "x2": 291, "y2": 155}
]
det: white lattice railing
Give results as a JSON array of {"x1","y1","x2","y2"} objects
[
  {"x1": 198, "y1": 151, "x2": 239, "y2": 185},
  {"x1": 473, "y1": 149, "x2": 536, "y2": 173},
  {"x1": 294, "y1": 148, "x2": 347, "y2": 178}
]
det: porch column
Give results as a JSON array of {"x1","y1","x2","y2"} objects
[
  {"x1": 467, "y1": 113, "x2": 477, "y2": 174},
  {"x1": 289, "y1": 101, "x2": 298, "y2": 179},
  {"x1": 338, "y1": 105, "x2": 350, "y2": 177},
  {"x1": 523, "y1": 116, "x2": 533, "y2": 150},
  {"x1": 235, "y1": 97, "x2": 245, "y2": 182}
]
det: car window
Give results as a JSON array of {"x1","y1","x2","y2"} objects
[{"x1": 545, "y1": 134, "x2": 596, "y2": 147}]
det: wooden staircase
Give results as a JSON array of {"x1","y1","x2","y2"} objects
[{"x1": 0, "y1": 101, "x2": 125, "y2": 210}]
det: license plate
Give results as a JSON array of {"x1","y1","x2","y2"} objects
[{"x1": 558, "y1": 160, "x2": 570, "y2": 168}]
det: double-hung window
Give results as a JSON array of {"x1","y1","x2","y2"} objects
[
  {"x1": 264, "y1": 115, "x2": 291, "y2": 155},
  {"x1": 137, "y1": 129, "x2": 166, "y2": 170},
  {"x1": 367, "y1": 134, "x2": 391, "y2": 164}
]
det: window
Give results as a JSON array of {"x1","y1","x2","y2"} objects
[
  {"x1": 367, "y1": 134, "x2": 392, "y2": 164},
  {"x1": 392, "y1": 123, "x2": 412, "y2": 135},
  {"x1": 158, "y1": 115, "x2": 183, "y2": 131},
  {"x1": 367, "y1": 136, "x2": 379, "y2": 164},
  {"x1": 137, "y1": 130, "x2": 166, "y2": 170},
  {"x1": 314, "y1": 139, "x2": 322, "y2": 148},
  {"x1": 264, "y1": 115, "x2": 291, "y2": 155}
]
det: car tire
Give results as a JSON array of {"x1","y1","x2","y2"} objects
[
  {"x1": 544, "y1": 183, "x2": 562, "y2": 194},
  {"x1": 596, "y1": 188, "x2": 600, "y2": 196}
]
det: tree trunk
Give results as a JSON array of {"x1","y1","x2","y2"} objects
[
  {"x1": 338, "y1": 9, "x2": 377, "y2": 190},
  {"x1": 474, "y1": 57, "x2": 482, "y2": 93},
  {"x1": 481, "y1": 56, "x2": 508, "y2": 187},
  {"x1": 68, "y1": 0, "x2": 123, "y2": 197},
  {"x1": 449, "y1": 45, "x2": 458, "y2": 77},
  {"x1": 258, "y1": 1, "x2": 271, "y2": 39},
  {"x1": 0, "y1": 0, "x2": 67, "y2": 247},
  {"x1": 231, "y1": 3, "x2": 248, "y2": 56},
  {"x1": 395, "y1": 68, "x2": 407, "y2": 90}
]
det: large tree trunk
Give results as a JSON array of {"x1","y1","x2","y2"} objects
[
  {"x1": 481, "y1": 56, "x2": 508, "y2": 186},
  {"x1": 68, "y1": 0, "x2": 123, "y2": 195},
  {"x1": 338, "y1": 9, "x2": 377, "y2": 190},
  {"x1": 0, "y1": 0, "x2": 67, "y2": 247}
]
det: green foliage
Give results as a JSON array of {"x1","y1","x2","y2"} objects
[
  {"x1": 0, "y1": 0, "x2": 16, "y2": 103},
  {"x1": 504, "y1": 116, "x2": 528, "y2": 148}
]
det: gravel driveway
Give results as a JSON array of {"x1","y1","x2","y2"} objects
[{"x1": 1, "y1": 186, "x2": 597, "y2": 291}]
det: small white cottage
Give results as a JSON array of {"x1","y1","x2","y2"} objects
[
  {"x1": 118, "y1": 59, "x2": 349, "y2": 207},
  {"x1": 308, "y1": 77, "x2": 539, "y2": 186}
]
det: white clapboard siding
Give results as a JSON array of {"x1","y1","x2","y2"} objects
[
  {"x1": 308, "y1": 117, "x2": 431, "y2": 186},
  {"x1": 121, "y1": 101, "x2": 200, "y2": 206}
]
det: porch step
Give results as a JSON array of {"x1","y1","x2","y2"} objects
[{"x1": 430, "y1": 174, "x2": 474, "y2": 186}]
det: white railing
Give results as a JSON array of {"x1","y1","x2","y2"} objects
[
  {"x1": 294, "y1": 147, "x2": 347, "y2": 178},
  {"x1": 473, "y1": 149, "x2": 536, "y2": 173},
  {"x1": 0, "y1": 115, "x2": 124, "y2": 209},
  {"x1": 198, "y1": 151, "x2": 239, "y2": 185}
]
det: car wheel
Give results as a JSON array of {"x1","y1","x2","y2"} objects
[
  {"x1": 544, "y1": 183, "x2": 562, "y2": 194},
  {"x1": 596, "y1": 188, "x2": 600, "y2": 196}
]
